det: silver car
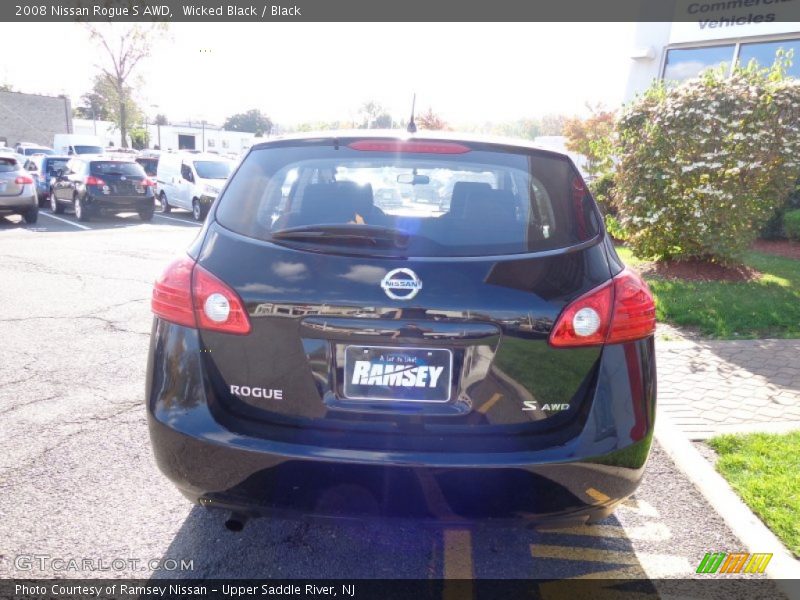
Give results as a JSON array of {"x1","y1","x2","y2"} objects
[{"x1": 0, "y1": 155, "x2": 38, "y2": 224}]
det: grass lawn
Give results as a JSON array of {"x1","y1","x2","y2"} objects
[
  {"x1": 708, "y1": 431, "x2": 800, "y2": 557},
  {"x1": 617, "y1": 247, "x2": 800, "y2": 339}
]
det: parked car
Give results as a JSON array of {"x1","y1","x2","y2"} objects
[
  {"x1": 155, "y1": 151, "x2": 233, "y2": 220},
  {"x1": 50, "y1": 156, "x2": 156, "y2": 221},
  {"x1": 147, "y1": 132, "x2": 657, "y2": 530},
  {"x1": 52, "y1": 134, "x2": 104, "y2": 156},
  {"x1": 15, "y1": 142, "x2": 55, "y2": 156},
  {"x1": 27, "y1": 154, "x2": 71, "y2": 206},
  {"x1": 135, "y1": 156, "x2": 159, "y2": 177},
  {"x1": 0, "y1": 155, "x2": 38, "y2": 224}
]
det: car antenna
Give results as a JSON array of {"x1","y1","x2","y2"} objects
[{"x1": 407, "y1": 93, "x2": 417, "y2": 134}]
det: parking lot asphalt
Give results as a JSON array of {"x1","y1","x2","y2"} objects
[{"x1": 0, "y1": 209, "x2": 782, "y2": 593}]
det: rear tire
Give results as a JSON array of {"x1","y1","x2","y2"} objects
[
  {"x1": 74, "y1": 196, "x2": 90, "y2": 222},
  {"x1": 192, "y1": 198, "x2": 206, "y2": 221},
  {"x1": 159, "y1": 191, "x2": 171, "y2": 213},
  {"x1": 50, "y1": 192, "x2": 64, "y2": 214},
  {"x1": 139, "y1": 209, "x2": 154, "y2": 222},
  {"x1": 23, "y1": 206, "x2": 38, "y2": 224}
]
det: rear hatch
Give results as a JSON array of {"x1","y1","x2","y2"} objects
[
  {"x1": 196, "y1": 138, "x2": 611, "y2": 454},
  {"x1": 0, "y1": 158, "x2": 26, "y2": 196},
  {"x1": 89, "y1": 160, "x2": 149, "y2": 197}
]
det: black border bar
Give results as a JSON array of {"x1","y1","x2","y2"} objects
[{"x1": 3, "y1": 0, "x2": 800, "y2": 22}]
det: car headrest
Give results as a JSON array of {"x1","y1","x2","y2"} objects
[
  {"x1": 299, "y1": 181, "x2": 375, "y2": 224},
  {"x1": 460, "y1": 189, "x2": 518, "y2": 222},
  {"x1": 449, "y1": 182, "x2": 493, "y2": 217}
]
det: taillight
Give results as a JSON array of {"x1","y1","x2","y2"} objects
[
  {"x1": 151, "y1": 257, "x2": 195, "y2": 328},
  {"x1": 141, "y1": 178, "x2": 156, "y2": 187},
  {"x1": 15, "y1": 175, "x2": 34, "y2": 185},
  {"x1": 85, "y1": 175, "x2": 105, "y2": 186},
  {"x1": 348, "y1": 140, "x2": 471, "y2": 154},
  {"x1": 607, "y1": 269, "x2": 657, "y2": 343},
  {"x1": 549, "y1": 268, "x2": 655, "y2": 348},
  {"x1": 151, "y1": 256, "x2": 251, "y2": 335},
  {"x1": 192, "y1": 265, "x2": 251, "y2": 335}
]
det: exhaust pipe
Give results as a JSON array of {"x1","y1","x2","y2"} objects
[{"x1": 224, "y1": 512, "x2": 248, "y2": 532}]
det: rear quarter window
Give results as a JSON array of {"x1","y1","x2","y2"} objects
[
  {"x1": 0, "y1": 158, "x2": 20, "y2": 172},
  {"x1": 215, "y1": 141, "x2": 600, "y2": 257}
]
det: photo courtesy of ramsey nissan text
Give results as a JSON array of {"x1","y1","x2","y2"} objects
[{"x1": 1, "y1": 1, "x2": 799, "y2": 599}]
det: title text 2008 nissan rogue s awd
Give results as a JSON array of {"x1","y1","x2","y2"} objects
[{"x1": 146, "y1": 132, "x2": 656, "y2": 528}]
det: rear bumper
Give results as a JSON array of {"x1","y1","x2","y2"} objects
[
  {"x1": 147, "y1": 322, "x2": 656, "y2": 523},
  {"x1": 84, "y1": 193, "x2": 154, "y2": 211},
  {"x1": 0, "y1": 193, "x2": 36, "y2": 211}
]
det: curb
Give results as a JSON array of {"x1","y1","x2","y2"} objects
[{"x1": 654, "y1": 411, "x2": 800, "y2": 590}]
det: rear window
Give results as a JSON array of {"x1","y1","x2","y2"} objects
[
  {"x1": 136, "y1": 158, "x2": 158, "y2": 176},
  {"x1": 75, "y1": 145, "x2": 104, "y2": 155},
  {"x1": 45, "y1": 159, "x2": 69, "y2": 175},
  {"x1": 25, "y1": 148, "x2": 53, "y2": 155},
  {"x1": 194, "y1": 160, "x2": 231, "y2": 179},
  {"x1": 90, "y1": 161, "x2": 146, "y2": 177},
  {"x1": 0, "y1": 158, "x2": 20, "y2": 173},
  {"x1": 215, "y1": 140, "x2": 600, "y2": 257}
]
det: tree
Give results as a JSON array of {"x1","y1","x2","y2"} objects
[
  {"x1": 223, "y1": 109, "x2": 273, "y2": 136},
  {"x1": 539, "y1": 114, "x2": 567, "y2": 136},
  {"x1": 86, "y1": 23, "x2": 165, "y2": 148},
  {"x1": 74, "y1": 76, "x2": 114, "y2": 120},
  {"x1": 357, "y1": 101, "x2": 393, "y2": 129},
  {"x1": 615, "y1": 59, "x2": 800, "y2": 263},
  {"x1": 154, "y1": 114, "x2": 169, "y2": 126},
  {"x1": 74, "y1": 75, "x2": 141, "y2": 133},
  {"x1": 0, "y1": 83, "x2": 13, "y2": 92},
  {"x1": 563, "y1": 105, "x2": 616, "y2": 177},
  {"x1": 416, "y1": 108, "x2": 447, "y2": 130}
]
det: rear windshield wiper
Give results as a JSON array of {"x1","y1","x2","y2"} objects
[{"x1": 271, "y1": 224, "x2": 411, "y2": 248}]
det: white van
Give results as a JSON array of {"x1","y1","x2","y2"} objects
[
  {"x1": 52, "y1": 134, "x2": 105, "y2": 156},
  {"x1": 155, "y1": 152, "x2": 233, "y2": 221}
]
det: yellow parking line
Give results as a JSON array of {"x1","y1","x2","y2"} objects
[
  {"x1": 532, "y1": 543, "x2": 640, "y2": 565},
  {"x1": 477, "y1": 392, "x2": 502, "y2": 414},
  {"x1": 585, "y1": 487, "x2": 611, "y2": 504},
  {"x1": 538, "y1": 522, "x2": 671, "y2": 542},
  {"x1": 443, "y1": 529, "x2": 474, "y2": 579}
]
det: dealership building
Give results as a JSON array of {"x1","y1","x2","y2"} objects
[{"x1": 625, "y1": 15, "x2": 800, "y2": 100}]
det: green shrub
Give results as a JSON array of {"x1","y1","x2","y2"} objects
[
  {"x1": 785, "y1": 209, "x2": 800, "y2": 241},
  {"x1": 604, "y1": 214, "x2": 628, "y2": 241},
  {"x1": 761, "y1": 183, "x2": 800, "y2": 239},
  {"x1": 590, "y1": 171, "x2": 617, "y2": 216},
  {"x1": 615, "y1": 59, "x2": 800, "y2": 263}
]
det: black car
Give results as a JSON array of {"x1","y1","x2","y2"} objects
[
  {"x1": 147, "y1": 132, "x2": 656, "y2": 529},
  {"x1": 51, "y1": 157, "x2": 156, "y2": 221}
]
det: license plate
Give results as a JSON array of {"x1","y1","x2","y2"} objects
[{"x1": 343, "y1": 345, "x2": 452, "y2": 402}]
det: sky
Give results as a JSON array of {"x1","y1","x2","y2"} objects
[{"x1": 0, "y1": 22, "x2": 636, "y2": 127}]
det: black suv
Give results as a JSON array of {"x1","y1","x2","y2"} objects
[
  {"x1": 147, "y1": 133, "x2": 656, "y2": 527},
  {"x1": 51, "y1": 157, "x2": 156, "y2": 221}
]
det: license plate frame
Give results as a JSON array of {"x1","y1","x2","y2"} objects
[{"x1": 343, "y1": 345, "x2": 453, "y2": 403}]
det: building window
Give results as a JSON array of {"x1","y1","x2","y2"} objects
[
  {"x1": 207, "y1": 139, "x2": 215, "y2": 147},
  {"x1": 739, "y1": 39, "x2": 800, "y2": 78},
  {"x1": 663, "y1": 45, "x2": 735, "y2": 82}
]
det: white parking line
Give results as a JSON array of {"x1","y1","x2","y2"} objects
[
  {"x1": 39, "y1": 211, "x2": 91, "y2": 231},
  {"x1": 153, "y1": 213, "x2": 202, "y2": 226}
]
